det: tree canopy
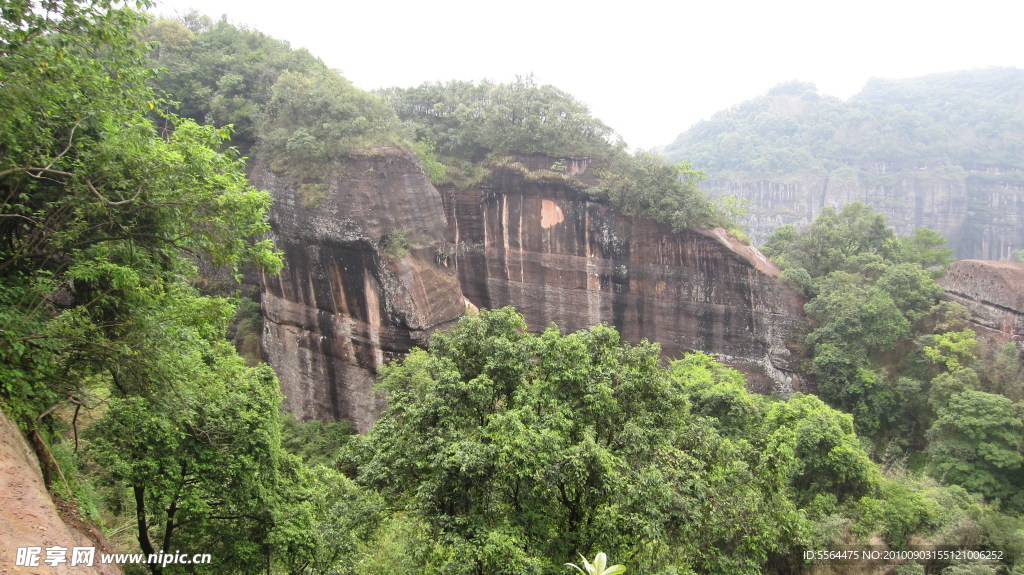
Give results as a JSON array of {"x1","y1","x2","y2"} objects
[
  {"x1": 142, "y1": 13, "x2": 325, "y2": 155},
  {"x1": 0, "y1": 2, "x2": 317, "y2": 572},
  {"x1": 358, "y1": 308, "x2": 901, "y2": 574},
  {"x1": 763, "y1": 203, "x2": 1024, "y2": 516},
  {"x1": 379, "y1": 76, "x2": 623, "y2": 163}
]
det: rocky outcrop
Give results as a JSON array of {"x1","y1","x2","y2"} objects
[
  {"x1": 254, "y1": 147, "x2": 466, "y2": 432},
  {"x1": 940, "y1": 259, "x2": 1024, "y2": 347},
  {"x1": 443, "y1": 164, "x2": 805, "y2": 392},
  {"x1": 704, "y1": 163, "x2": 1024, "y2": 260},
  {"x1": 256, "y1": 150, "x2": 806, "y2": 430},
  {"x1": 0, "y1": 411, "x2": 121, "y2": 574}
]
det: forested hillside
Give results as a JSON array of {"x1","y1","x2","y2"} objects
[
  {"x1": 1, "y1": 3, "x2": 1022, "y2": 574},
  {"x1": 662, "y1": 70, "x2": 1024, "y2": 259}
]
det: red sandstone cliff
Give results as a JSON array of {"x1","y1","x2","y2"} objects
[
  {"x1": 0, "y1": 411, "x2": 121, "y2": 574},
  {"x1": 253, "y1": 147, "x2": 466, "y2": 432},
  {"x1": 442, "y1": 163, "x2": 805, "y2": 392},
  {"x1": 255, "y1": 151, "x2": 806, "y2": 430}
]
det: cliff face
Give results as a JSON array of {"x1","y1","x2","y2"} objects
[
  {"x1": 705, "y1": 163, "x2": 1024, "y2": 260},
  {"x1": 444, "y1": 165, "x2": 805, "y2": 392},
  {"x1": 256, "y1": 151, "x2": 805, "y2": 430},
  {"x1": 940, "y1": 259, "x2": 1024, "y2": 347},
  {"x1": 253, "y1": 147, "x2": 466, "y2": 432}
]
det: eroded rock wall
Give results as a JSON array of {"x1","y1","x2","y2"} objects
[
  {"x1": 444, "y1": 168, "x2": 805, "y2": 392},
  {"x1": 254, "y1": 148, "x2": 466, "y2": 431},
  {"x1": 940, "y1": 259, "x2": 1024, "y2": 347},
  {"x1": 705, "y1": 164, "x2": 1024, "y2": 260},
  {"x1": 257, "y1": 151, "x2": 806, "y2": 429}
]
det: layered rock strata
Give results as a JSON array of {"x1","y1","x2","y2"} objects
[{"x1": 256, "y1": 151, "x2": 806, "y2": 429}]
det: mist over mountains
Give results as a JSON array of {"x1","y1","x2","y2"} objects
[{"x1": 660, "y1": 68, "x2": 1024, "y2": 259}]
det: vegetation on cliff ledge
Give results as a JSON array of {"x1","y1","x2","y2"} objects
[
  {"x1": 382, "y1": 77, "x2": 740, "y2": 231},
  {"x1": 145, "y1": 20, "x2": 736, "y2": 231}
]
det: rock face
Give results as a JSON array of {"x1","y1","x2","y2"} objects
[
  {"x1": 256, "y1": 151, "x2": 805, "y2": 430},
  {"x1": 0, "y1": 411, "x2": 121, "y2": 574},
  {"x1": 443, "y1": 164, "x2": 805, "y2": 392},
  {"x1": 940, "y1": 259, "x2": 1024, "y2": 347},
  {"x1": 704, "y1": 163, "x2": 1024, "y2": 260},
  {"x1": 254, "y1": 147, "x2": 466, "y2": 432}
]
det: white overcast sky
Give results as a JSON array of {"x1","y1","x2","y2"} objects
[{"x1": 150, "y1": 0, "x2": 1021, "y2": 151}]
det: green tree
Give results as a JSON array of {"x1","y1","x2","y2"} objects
[
  {"x1": 1, "y1": 0, "x2": 280, "y2": 421},
  {"x1": 900, "y1": 228, "x2": 954, "y2": 276},
  {"x1": 360, "y1": 308, "x2": 807, "y2": 574},
  {"x1": 761, "y1": 202, "x2": 900, "y2": 280},
  {"x1": 761, "y1": 205, "x2": 960, "y2": 447},
  {"x1": 87, "y1": 337, "x2": 290, "y2": 572},
  {"x1": 926, "y1": 390, "x2": 1024, "y2": 508},
  {"x1": 762, "y1": 394, "x2": 881, "y2": 509},
  {"x1": 143, "y1": 14, "x2": 325, "y2": 154},
  {"x1": 261, "y1": 68, "x2": 401, "y2": 208},
  {"x1": 380, "y1": 76, "x2": 621, "y2": 163},
  {"x1": 922, "y1": 330, "x2": 979, "y2": 373},
  {"x1": 590, "y1": 153, "x2": 724, "y2": 230},
  {"x1": 876, "y1": 263, "x2": 945, "y2": 320},
  {"x1": 0, "y1": 2, "x2": 295, "y2": 572},
  {"x1": 806, "y1": 274, "x2": 910, "y2": 353}
]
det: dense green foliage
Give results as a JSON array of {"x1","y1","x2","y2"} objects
[
  {"x1": 143, "y1": 14, "x2": 325, "y2": 155},
  {"x1": 763, "y1": 204, "x2": 1024, "y2": 515},
  {"x1": 359, "y1": 309, "x2": 805, "y2": 573},
  {"x1": 587, "y1": 153, "x2": 736, "y2": 232},
  {"x1": 0, "y1": 0, "x2": 280, "y2": 422},
  {"x1": 379, "y1": 76, "x2": 622, "y2": 164},
  {"x1": 345, "y1": 308, "x2": 1022, "y2": 574},
  {"x1": 380, "y1": 78, "x2": 735, "y2": 231},
  {"x1": 0, "y1": 2, "x2": 330, "y2": 572},
  {"x1": 260, "y1": 68, "x2": 402, "y2": 206},
  {"x1": 145, "y1": 15, "x2": 405, "y2": 206},
  {"x1": 663, "y1": 70, "x2": 1024, "y2": 172},
  {"x1": 927, "y1": 390, "x2": 1024, "y2": 508}
]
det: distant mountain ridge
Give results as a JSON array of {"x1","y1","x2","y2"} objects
[{"x1": 662, "y1": 69, "x2": 1024, "y2": 259}]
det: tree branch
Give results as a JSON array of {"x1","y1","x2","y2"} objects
[{"x1": 0, "y1": 167, "x2": 141, "y2": 206}]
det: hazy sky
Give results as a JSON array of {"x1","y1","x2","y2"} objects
[{"x1": 151, "y1": 0, "x2": 1020, "y2": 150}]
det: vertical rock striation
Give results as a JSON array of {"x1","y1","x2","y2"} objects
[
  {"x1": 444, "y1": 165, "x2": 805, "y2": 392},
  {"x1": 704, "y1": 163, "x2": 1024, "y2": 260},
  {"x1": 256, "y1": 151, "x2": 806, "y2": 429},
  {"x1": 253, "y1": 147, "x2": 465, "y2": 431}
]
